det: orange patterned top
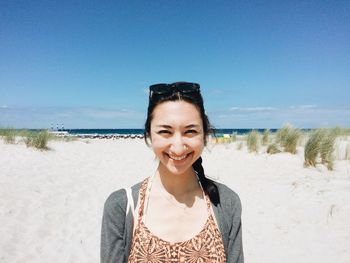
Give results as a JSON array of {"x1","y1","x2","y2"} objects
[{"x1": 128, "y1": 177, "x2": 227, "y2": 263}]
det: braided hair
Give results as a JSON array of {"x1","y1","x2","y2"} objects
[{"x1": 192, "y1": 157, "x2": 220, "y2": 205}]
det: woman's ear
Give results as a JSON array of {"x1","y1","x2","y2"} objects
[{"x1": 145, "y1": 135, "x2": 152, "y2": 147}]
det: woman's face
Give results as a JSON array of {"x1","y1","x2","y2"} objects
[{"x1": 150, "y1": 100, "x2": 205, "y2": 176}]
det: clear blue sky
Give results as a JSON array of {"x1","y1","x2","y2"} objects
[{"x1": 1, "y1": 0, "x2": 349, "y2": 129}]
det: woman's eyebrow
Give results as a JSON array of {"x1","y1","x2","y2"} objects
[
  {"x1": 185, "y1": 124, "x2": 200, "y2": 128},
  {"x1": 155, "y1": 124, "x2": 200, "y2": 129},
  {"x1": 155, "y1": 125, "x2": 172, "y2": 129}
]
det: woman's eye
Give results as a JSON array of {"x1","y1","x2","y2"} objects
[
  {"x1": 186, "y1": 130, "x2": 197, "y2": 134},
  {"x1": 158, "y1": 130, "x2": 171, "y2": 134}
]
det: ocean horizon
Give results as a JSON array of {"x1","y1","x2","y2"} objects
[{"x1": 44, "y1": 128, "x2": 304, "y2": 136}]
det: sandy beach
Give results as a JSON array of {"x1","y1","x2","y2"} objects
[{"x1": 1, "y1": 138, "x2": 349, "y2": 263}]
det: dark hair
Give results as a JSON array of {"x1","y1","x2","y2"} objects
[{"x1": 144, "y1": 81, "x2": 220, "y2": 205}]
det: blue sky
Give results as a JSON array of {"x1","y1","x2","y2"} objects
[{"x1": 1, "y1": 1, "x2": 349, "y2": 129}]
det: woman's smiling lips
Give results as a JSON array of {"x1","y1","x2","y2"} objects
[{"x1": 166, "y1": 152, "x2": 193, "y2": 162}]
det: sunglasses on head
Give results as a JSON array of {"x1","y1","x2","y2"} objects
[{"x1": 149, "y1": 82, "x2": 200, "y2": 99}]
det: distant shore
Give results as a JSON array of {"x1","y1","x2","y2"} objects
[{"x1": 30, "y1": 127, "x2": 314, "y2": 139}]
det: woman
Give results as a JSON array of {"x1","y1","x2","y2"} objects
[{"x1": 101, "y1": 82, "x2": 244, "y2": 263}]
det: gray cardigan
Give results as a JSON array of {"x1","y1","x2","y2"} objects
[{"x1": 101, "y1": 180, "x2": 244, "y2": 263}]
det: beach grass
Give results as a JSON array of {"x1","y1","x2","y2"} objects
[
  {"x1": 275, "y1": 125, "x2": 290, "y2": 145},
  {"x1": 331, "y1": 126, "x2": 350, "y2": 137},
  {"x1": 304, "y1": 129, "x2": 336, "y2": 170},
  {"x1": 24, "y1": 130, "x2": 51, "y2": 150},
  {"x1": 0, "y1": 128, "x2": 53, "y2": 150},
  {"x1": 0, "y1": 128, "x2": 16, "y2": 144},
  {"x1": 320, "y1": 131, "x2": 336, "y2": 170},
  {"x1": 276, "y1": 125, "x2": 301, "y2": 154},
  {"x1": 304, "y1": 129, "x2": 324, "y2": 167},
  {"x1": 283, "y1": 128, "x2": 301, "y2": 154},
  {"x1": 247, "y1": 130, "x2": 259, "y2": 153},
  {"x1": 262, "y1": 129, "x2": 270, "y2": 146},
  {"x1": 267, "y1": 143, "x2": 281, "y2": 154}
]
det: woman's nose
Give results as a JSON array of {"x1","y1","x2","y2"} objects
[{"x1": 169, "y1": 135, "x2": 187, "y2": 155}]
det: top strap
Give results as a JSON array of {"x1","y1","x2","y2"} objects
[
  {"x1": 195, "y1": 171, "x2": 212, "y2": 214},
  {"x1": 137, "y1": 177, "x2": 150, "y2": 225},
  {"x1": 125, "y1": 187, "x2": 135, "y2": 217}
]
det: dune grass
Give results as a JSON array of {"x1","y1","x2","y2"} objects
[
  {"x1": 275, "y1": 125, "x2": 290, "y2": 145},
  {"x1": 247, "y1": 130, "x2": 259, "y2": 153},
  {"x1": 24, "y1": 130, "x2": 51, "y2": 150},
  {"x1": 267, "y1": 143, "x2": 281, "y2": 154},
  {"x1": 262, "y1": 129, "x2": 270, "y2": 146},
  {"x1": 0, "y1": 128, "x2": 16, "y2": 144},
  {"x1": 0, "y1": 128, "x2": 53, "y2": 150},
  {"x1": 331, "y1": 126, "x2": 350, "y2": 137},
  {"x1": 304, "y1": 129, "x2": 336, "y2": 170},
  {"x1": 320, "y1": 131, "x2": 336, "y2": 170},
  {"x1": 275, "y1": 125, "x2": 301, "y2": 154},
  {"x1": 304, "y1": 129, "x2": 324, "y2": 167},
  {"x1": 283, "y1": 129, "x2": 301, "y2": 154}
]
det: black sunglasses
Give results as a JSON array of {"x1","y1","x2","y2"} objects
[{"x1": 149, "y1": 82, "x2": 200, "y2": 99}]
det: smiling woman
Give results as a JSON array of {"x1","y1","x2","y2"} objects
[{"x1": 101, "y1": 82, "x2": 244, "y2": 263}]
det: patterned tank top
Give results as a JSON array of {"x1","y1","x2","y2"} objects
[{"x1": 128, "y1": 177, "x2": 227, "y2": 262}]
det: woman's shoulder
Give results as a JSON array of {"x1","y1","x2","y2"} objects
[
  {"x1": 104, "y1": 180, "x2": 145, "y2": 210},
  {"x1": 212, "y1": 180, "x2": 242, "y2": 209},
  {"x1": 103, "y1": 188, "x2": 127, "y2": 212}
]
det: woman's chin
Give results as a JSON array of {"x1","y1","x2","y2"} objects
[{"x1": 159, "y1": 163, "x2": 193, "y2": 176}]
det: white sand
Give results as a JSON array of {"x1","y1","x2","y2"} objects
[{"x1": 0, "y1": 138, "x2": 349, "y2": 263}]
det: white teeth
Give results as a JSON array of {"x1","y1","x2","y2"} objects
[{"x1": 169, "y1": 154, "x2": 188, "y2": 161}]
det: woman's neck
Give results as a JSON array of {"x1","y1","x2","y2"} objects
[{"x1": 155, "y1": 164, "x2": 200, "y2": 197}]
